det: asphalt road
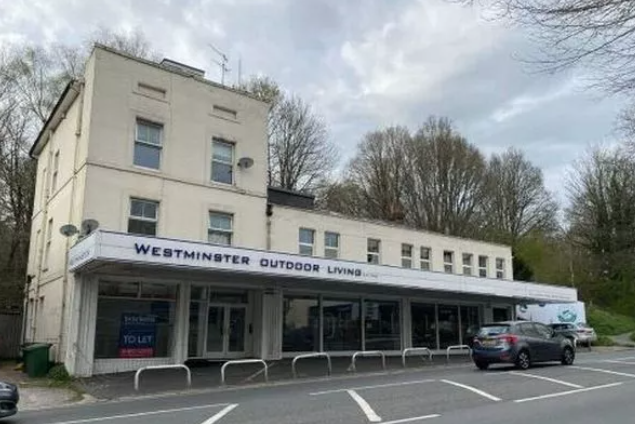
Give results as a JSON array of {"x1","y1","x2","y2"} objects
[{"x1": 7, "y1": 350, "x2": 635, "y2": 424}]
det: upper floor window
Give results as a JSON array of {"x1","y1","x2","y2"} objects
[
  {"x1": 496, "y1": 258, "x2": 505, "y2": 279},
  {"x1": 299, "y1": 228, "x2": 315, "y2": 256},
  {"x1": 43, "y1": 218, "x2": 53, "y2": 270},
  {"x1": 401, "y1": 243, "x2": 413, "y2": 268},
  {"x1": 208, "y1": 212, "x2": 233, "y2": 245},
  {"x1": 443, "y1": 250, "x2": 454, "y2": 274},
  {"x1": 128, "y1": 198, "x2": 159, "y2": 236},
  {"x1": 51, "y1": 150, "x2": 60, "y2": 193},
  {"x1": 134, "y1": 119, "x2": 163, "y2": 170},
  {"x1": 211, "y1": 139, "x2": 234, "y2": 184},
  {"x1": 324, "y1": 231, "x2": 340, "y2": 259},
  {"x1": 420, "y1": 247, "x2": 431, "y2": 271},
  {"x1": 367, "y1": 239, "x2": 381, "y2": 264},
  {"x1": 462, "y1": 253, "x2": 473, "y2": 276},
  {"x1": 478, "y1": 255, "x2": 488, "y2": 278}
]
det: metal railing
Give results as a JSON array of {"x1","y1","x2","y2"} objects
[
  {"x1": 446, "y1": 345, "x2": 472, "y2": 362},
  {"x1": 292, "y1": 352, "x2": 332, "y2": 378},
  {"x1": 134, "y1": 364, "x2": 191, "y2": 391},
  {"x1": 221, "y1": 359, "x2": 268, "y2": 385},
  {"x1": 402, "y1": 347, "x2": 433, "y2": 368},
  {"x1": 350, "y1": 351, "x2": 386, "y2": 373}
]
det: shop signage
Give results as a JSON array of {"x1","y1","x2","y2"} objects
[{"x1": 118, "y1": 313, "x2": 157, "y2": 358}]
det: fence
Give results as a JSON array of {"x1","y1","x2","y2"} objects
[{"x1": 0, "y1": 313, "x2": 22, "y2": 359}]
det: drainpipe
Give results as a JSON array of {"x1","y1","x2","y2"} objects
[{"x1": 266, "y1": 203, "x2": 273, "y2": 250}]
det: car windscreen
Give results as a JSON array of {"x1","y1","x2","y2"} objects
[{"x1": 477, "y1": 325, "x2": 510, "y2": 337}]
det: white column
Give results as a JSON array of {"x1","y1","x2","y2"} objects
[
  {"x1": 173, "y1": 282, "x2": 190, "y2": 364},
  {"x1": 402, "y1": 298, "x2": 411, "y2": 350},
  {"x1": 70, "y1": 275, "x2": 98, "y2": 377},
  {"x1": 64, "y1": 274, "x2": 83, "y2": 376},
  {"x1": 260, "y1": 289, "x2": 282, "y2": 360}
]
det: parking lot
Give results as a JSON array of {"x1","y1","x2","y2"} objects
[{"x1": 11, "y1": 350, "x2": 635, "y2": 424}]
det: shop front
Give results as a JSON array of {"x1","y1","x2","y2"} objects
[{"x1": 65, "y1": 231, "x2": 577, "y2": 377}]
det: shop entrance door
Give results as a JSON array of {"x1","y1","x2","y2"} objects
[{"x1": 205, "y1": 304, "x2": 248, "y2": 359}]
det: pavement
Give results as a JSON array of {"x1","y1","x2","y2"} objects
[
  {"x1": 610, "y1": 332, "x2": 635, "y2": 347},
  {"x1": 5, "y1": 348, "x2": 635, "y2": 424}
]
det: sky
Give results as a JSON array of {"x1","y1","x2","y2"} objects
[{"x1": 0, "y1": 0, "x2": 627, "y2": 206}]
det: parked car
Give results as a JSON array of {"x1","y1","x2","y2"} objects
[
  {"x1": 0, "y1": 381, "x2": 18, "y2": 419},
  {"x1": 548, "y1": 323, "x2": 579, "y2": 345},
  {"x1": 471, "y1": 321, "x2": 575, "y2": 370},
  {"x1": 575, "y1": 322, "x2": 597, "y2": 346}
]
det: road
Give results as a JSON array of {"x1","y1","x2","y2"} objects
[{"x1": 8, "y1": 350, "x2": 635, "y2": 424}]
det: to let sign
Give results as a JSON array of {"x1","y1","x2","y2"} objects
[{"x1": 118, "y1": 313, "x2": 157, "y2": 358}]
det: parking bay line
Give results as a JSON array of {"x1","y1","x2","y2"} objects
[
  {"x1": 310, "y1": 379, "x2": 435, "y2": 395},
  {"x1": 382, "y1": 414, "x2": 441, "y2": 424},
  {"x1": 200, "y1": 404, "x2": 238, "y2": 424},
  {"x1": 440, "y1": 379, "x2": 501, "y2": 402},
  {"x1": 603, "y1": 360, "x2": 635, "y2": 365},
  {"x1": 571, "y1": 366, "x2": 635, "y2": 378},
  {"x1": 514, "y1": 382, "x2": 623, "y2": 403},
  {"x1": 347, "y1": 389, "x2": 382, "y2": 423},
  {"x1": 507, "y1": 371, "x2": 583, "y2": 389},
  {"x1": 47, "y1": 403, "x2": 232, "y2": 424}
]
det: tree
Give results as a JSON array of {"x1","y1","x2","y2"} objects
[
  {"x1": 402, "y1": 117, "x2": 488, "y2": 237},
  {"x1": 483, "y1": 148, "x2": 558, "y2": 247},
  {"x1": 240, "y1": 76, "x2": 338, "y2": 191},
  {"x1": 454, "y1": 0, "x2": 635, "y2": 94},
  {"x1": 88, "y1": 27, "x2": 159, "y2": 61}
]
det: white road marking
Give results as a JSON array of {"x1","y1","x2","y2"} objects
[
  {"x1": 572, "y1": 366, "x2": 635, "y2": 378},
  {"x1": 310, "y1": 379, "x2": 435, "y2": 395},
  {"x1": 382, "y1": 414, "x2": 441, "y2": 424},
  {"x1": 508, "y1": 371, "x2": 584, "y2": 389},
  {"x1": 200, "y1": 404, "x2": 239, "y2": 424},
  {"x1": 347, "y1": 389, "x2": 382, "y2": 423},
  {"x1": 48, "y1": 403, "x2": 231, "y2": 424},
  {"x1": 603, "y1": 360, "x2": 635, "y2": 365},
  {"x1": 514, "y1": 382, "x2": 623, "y2": 403},
  {"x1": 607, "y1": 356, "x2": 635, "y2": 361},
  {"x1": 440, "y1": 379, "x2": 501, "y2": 402}
]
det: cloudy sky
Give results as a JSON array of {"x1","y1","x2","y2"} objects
[{"x1": 1, "y1": 0, "x2": 627, "y2": 205}]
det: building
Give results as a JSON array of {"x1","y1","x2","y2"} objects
[{"x1": 26, "y1": 45, "x2": 577, "y2": 377}]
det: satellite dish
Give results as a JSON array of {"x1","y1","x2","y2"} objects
[
  {"x1": 81, "y1": 219, "x2": 100, "y2": 236},
  {"x1": 59, "y1": 224, "x2": 79, "y2": 237},
  {"x1": 237, "y1": 157, "x2": 254, "y2": 169}
]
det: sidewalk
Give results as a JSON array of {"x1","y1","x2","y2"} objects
[{"x1": 77, "y1": 354, "x2": 475, "y2": 400}]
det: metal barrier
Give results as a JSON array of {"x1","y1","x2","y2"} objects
[
  {"x1": 350, "y1": 351, "x2": 386, "y2": 372},
  {"x1": 221, "y1": 359, "x2": 268, "y2": 384},
  {"x1": 134, "y1": 364, "x2": 191, "y2": 391},
  {"x1": 446, "y1": 345, "x2": 472, "y2": 362},
  {"x1": 402, "y1": 347, "x2": 433, "y2": 368},
  {"x1": 292, "y1": 352, "x2": 332, "y2": 378}
]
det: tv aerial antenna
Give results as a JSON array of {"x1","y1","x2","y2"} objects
[{"x1": 208, "y1": 43, "x2": 230, "y2": 85}]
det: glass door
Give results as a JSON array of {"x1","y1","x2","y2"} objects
[
  {"x1": 205, "y1": 304, "x2": 248, "y2": 358},
  {"x1": 228, "y1": 306, "x2": 247, "y2": 354},
  {"x1": 206, "y1": 306, "x2": 225, "y2": 356}
]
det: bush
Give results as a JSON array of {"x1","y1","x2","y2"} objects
[
  {"x1": 631, "y1": 332, "x2": 635, "y2": 343},
  {"x1": 593, "y1": 335, "x2": 616, "y2": 347},
  {"x1": 47, "y1": 364, "x2": 71, "y2": 382},
  {"x1": 587, "y1": 306, "x2": 635, "y2": 335}
]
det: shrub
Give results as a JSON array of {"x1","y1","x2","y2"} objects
[
  {"x1": 593, "y1": 335, "x2": 616, "y2": 347},
  {"x1": 587, "y1": 306, "x2": 635, "y2": 335},
  {"x1": 47, "y1": 364, "x2": 71, "y2": 382},
  {"x1": 631, "y1": 332, "x2": 635, "y2": 343}
]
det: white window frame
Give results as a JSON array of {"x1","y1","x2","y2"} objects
[
  {"x1": 401, "y1": 243, "x2": 413, "y2": 268},
  {"x1": 134, "y1": 119, "x2": 163, "y2": 170},
  {"x1": 462, "y1": 253, "x2": 473, "y2": 276},
  {"x1": 211, "y1": 138, "x2": 235, "y2": 185},
  {"x1": 128, "y1": 198, "x2": 159, "y2": 236},
  {"x1": 324, "y1": 231, "x2": 340, "y2": 259},
  {"x1": 367, "y1": 238, "x2": 381, "y2": 264},
  {"x1": 299, "y1": 228, "x2": 315, "y2": 256},
  {"x1": 208, "y1": 211, "x2": 233, "y2": 246},
  {"x1": 420, "y1": 247, "x2": 431, "y2": 271},
  {"x1": 443, "y1": 250, "x2": 454, "y2": 274},
  {"x1": 478, "y1": 255, "x2": 488, "y2": 278},
  {"x1": 496, "y1": 258, "x2": 505, "y2": 279}
]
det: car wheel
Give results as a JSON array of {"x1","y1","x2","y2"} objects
[
  {"x1": 475, "y1": 361, "x2": 489, "y2": 371},
  {"x1": 561, "y1": 346, "x2": 575, "y2": 365},
  {"x1": 515, "y1": 350, "x2": 531, "y2": 370}
]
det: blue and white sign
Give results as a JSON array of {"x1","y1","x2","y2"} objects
[{"x1": 118, "y1": 313, "x2": 157, "y2": 358}]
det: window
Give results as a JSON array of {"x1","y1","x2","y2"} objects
[
  {"x1": 128, "y1": 198, "x2": 159, "y2": 236},
  {"x1": 211, "y1": 139, "x2": 234, "y2": 184},
  {"x1": 283, "y1": 295, "x2": 319, "y2": 352},
  {"x1": 299, "y1": 228, "x2": 315, "y2": 256},
  {"x1": 364, "y1": 300, "x2": 401, "y2": 350},
  {"x1": 478, "y1": 255, "x2": 488, "y2": 278},
  {"x1": 208, "y1": 212, "x2": 233, "y2": 245},
  {"x1": 496, "y1": 258, "x2": 505, "y2": 279},
  {"x1": 420, "y1": 247, "x2": 431, "y2": 271},
  {"x1": 51, "y1": 150, "x2": 60, "y2": 193},
  {"x1": 438, "y1": 304, "x2": 460, "y2": 349},
  {"x1": 367, "y1": 239, "x2": 381, "y2": 264},
  {"x1": 462, "y1": 253, "x2": 473, "y2": 276},
  {"x1": 137, "y1": 82, "x2": 166, "y2": 99},
  {"x1": 213, "y1": 105, "x2": 238, "y2": 120},
  {"x1": 324, "y1": 232, "x2": 339, "y2": 259},
  {"x1": 134, "y1": 119, "x2": 163, "y2": 169},
  {"x1": 443, "y1": 250, "x2": 454, "y2": 273},
  {"x1": 322, "y1": 298, "x2": 361, "y2": 351},
  {"x1": 411, "y1": 303, "x2": 436, "y2": 348},
  {"x1": 43, "y1": 218, "x2": 53, "y2": 270},
  {"x1": 401, "y1": 243, "x2": 413, "y2": 268},
  {"x1": 42, "y1": 168, "x2": 48, "y2": 199}
]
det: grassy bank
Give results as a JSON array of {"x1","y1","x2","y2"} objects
[{"x1": 588, "y1": 306, "x2": 635, "y2": 336}]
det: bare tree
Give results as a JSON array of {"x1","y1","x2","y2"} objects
[
  {"x1": 402, "y1": 117, "x2": 487, "y2": 237},
  {"x1": 315, "y1": 180, "x2": 368, "y2": 217},
  {"x1": 88, "y1": 26, "x2": 160, "y2": 61},
  {"x1": 348, "y1": 126, "x2": 410, "y2": 222},
  {"x1": 484, "y1": 147, "x2": 558, "y2": 246}
]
